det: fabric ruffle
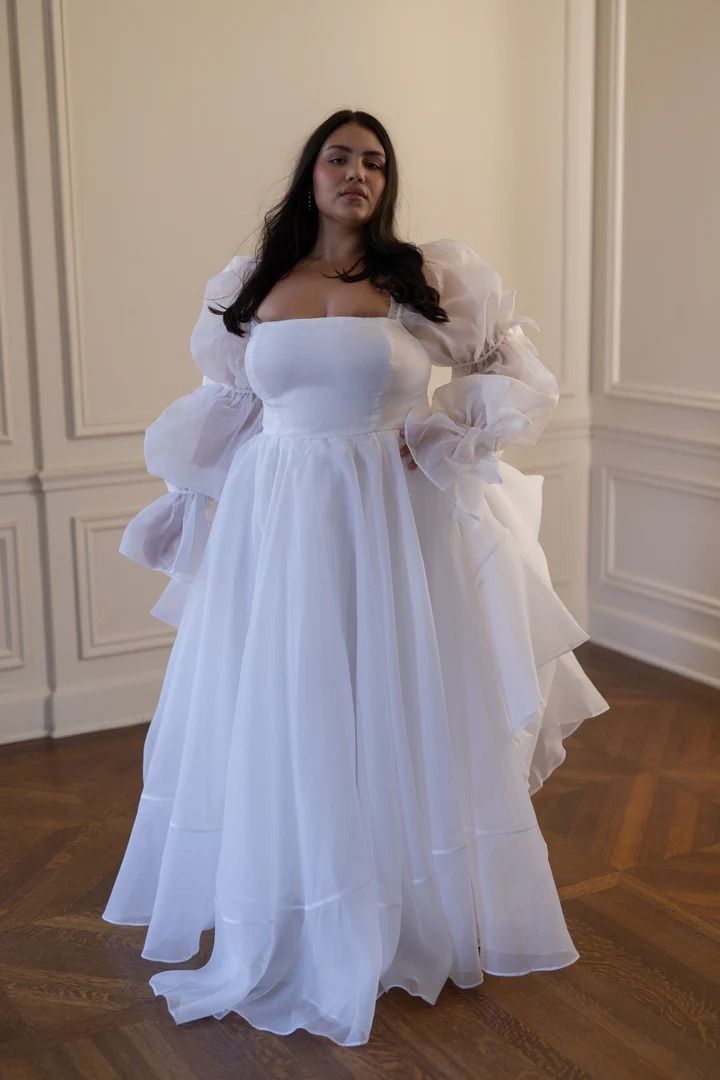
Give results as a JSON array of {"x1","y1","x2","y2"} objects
[
  {"x1": 121, "y1": 244, "x2": 261, "y2": 618},
  {"x1": 147, "y1": 578, "x2": 193, "y2": 628},
  {"x1": 453, "y1": 461, "x2": 608, "y2": 743},
  {"x1": 480, "y1": 466, "x2": 608, "y2": 782},
  {"x1": 144, "y1": 381, "x2": 263, "y2": 500},
  {"x1": 403, "y1": 300, "x2": 559, "y2": 520},
  {"x1": 400, "y1": 241, "x2": 603, "y2": 750},
  {"x1": 515, "y1": 650, "x2": 609, "y2": 797},
  {"x1": 121, "y1": 380, "x2": 263, "y2": 589},
  {"x1": 119, "y1": 486, "x2": 214, "y2": 583}
]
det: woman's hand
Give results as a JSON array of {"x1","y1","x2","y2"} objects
[{"x1": 399, "y1": 433, "x2": 418, "y2": 470}]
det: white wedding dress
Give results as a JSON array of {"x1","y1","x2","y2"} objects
[{"x1": 102, "y1": 238, "x2": 609, "y2": 1047}]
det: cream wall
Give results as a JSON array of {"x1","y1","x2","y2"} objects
[
  {"x1": 590, "y1": 0, "x2": 720, "y2": 686},
  {"x1": 1, "y1": 0, "x2": 595, "y2": 741}
]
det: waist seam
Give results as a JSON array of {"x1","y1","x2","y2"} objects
[{"x1": 259, "y1": 424, "x2": 405, "y2": 439}]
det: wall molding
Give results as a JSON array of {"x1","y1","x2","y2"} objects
[
  {"x1": 600, "y1": 464, "x2": 720, "y2": 619},
  {"x1": 598, "y1": 0, "x2": 720, "y2": 414},
  {"x1": 591, "y1": 600, "x2": 720, "y2": 691},
  {"x1": 592, "y1": 423, "x2": 720, "y2": 460},
  {"x1": 555, "y1": 0, "x2": 595, "y2": 403},
  {"x1": 47, "y1": 0, "x2": 159, "y2": 438},
  {"x1": 71, "y1": 509, "x2": 174, "y2": 658},
  {"x1": 0, "y1": 219, "x2": 12, "y2": 444},
  {"x1": 0, "y1": 520, "x2": 24, "y2": 670},
  {"x1": 0, "y1": 0, "x2": 15, "y2": 445},
  {"x1": 536, "y1": 462, "x2": 575, "y2": 588}
]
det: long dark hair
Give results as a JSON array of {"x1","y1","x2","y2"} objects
[{"x1": 209, "y1": 109, "x2": 449, "y2": 337}]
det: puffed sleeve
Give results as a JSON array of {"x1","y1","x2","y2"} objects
[
  {"x1": 119, "y1": 255, "x2": 263, "y2": 596},
  {"x1": 401, "y1": 238, "x2": 559, "y2": 518}
]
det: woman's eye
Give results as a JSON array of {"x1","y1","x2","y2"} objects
[{"x1": 329, "y1": 158, "x2": 383, "y2": 170}]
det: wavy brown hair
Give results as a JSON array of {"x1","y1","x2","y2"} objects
[{"x1": 208, "y1": 109, "x2": 449, "y2": 337}]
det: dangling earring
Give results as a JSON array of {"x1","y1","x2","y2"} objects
[{"x1": 307, "y1": 189, "x2": 313, "y2": 211}]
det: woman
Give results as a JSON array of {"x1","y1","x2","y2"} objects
[{"x1": 103, "y1": 109, "x2": 609, "y2": 1047}]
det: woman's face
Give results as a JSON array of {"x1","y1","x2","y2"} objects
[{"x1": 312, "y1": 122, "x2": 387, "y2": 226}]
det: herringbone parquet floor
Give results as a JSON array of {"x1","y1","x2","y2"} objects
[{"x1": 0, "y1": 641, "x2": 719, "y2": 1079}]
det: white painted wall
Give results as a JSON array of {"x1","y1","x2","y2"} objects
[{"x1": 589, "y1": 0, "x2": 720, "y2": 687}]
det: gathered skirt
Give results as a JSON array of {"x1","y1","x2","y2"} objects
[{"x1": 102, "y1": 427, "x2": 608, "y2": 1046}]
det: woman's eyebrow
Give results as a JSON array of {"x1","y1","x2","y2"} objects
[{"x1": 324, "y1": 143, "x2": 386, "y2": 158}]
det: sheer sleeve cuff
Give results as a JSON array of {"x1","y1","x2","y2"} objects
[
  {"x1": 119, "y1": 487, "x2": 214, "y2": 583},
  {"x1": 144, "y1": 381, "x2": 263, "y2": 499},
  {"x1": 403, "y1": 325, "x2": 559, "y2": 519},
  {"x1": 121, "y1": 379, "x2": 263, "y2": 586}
]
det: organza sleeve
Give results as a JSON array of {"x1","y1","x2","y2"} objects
[
  {"x1": 401, "y1": 238, "x2": 559, "y2": 517},
  {"x1": 119, "y1": 255, "x2": 263, "y2": 586}
]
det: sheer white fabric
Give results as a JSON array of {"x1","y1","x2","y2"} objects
[
  {"x1": 104, "y1": 239, "x2": 609, "y2": 1047},
  {"x1": 118, "y1": 256, "x2": 262, "y2": 600},
  {"x1": 402, "y1": 239, "x2": 559, "y2": 517}
]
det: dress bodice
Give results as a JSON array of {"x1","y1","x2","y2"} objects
[{"x1": 244, "y1": 315, "x2": 432, "y2": 438}]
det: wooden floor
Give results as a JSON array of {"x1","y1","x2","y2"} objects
[{"x1": 1, "y1": 642, "x2": 719, "y2": 1079}]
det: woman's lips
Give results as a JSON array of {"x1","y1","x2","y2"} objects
[{"x1": 342, "y1": 192, "x2": 366, "y2": 200}]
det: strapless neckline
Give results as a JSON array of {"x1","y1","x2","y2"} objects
[
  {"x1": 252, "y1": 314, "x2": 396, "y2": 329},
  {"x1": 251, "y1": 296, "x2": 402, "y2": 328}
]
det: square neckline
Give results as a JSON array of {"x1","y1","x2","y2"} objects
[{"x1": 251, "y1": 295, "x2": 402, "y2": 329}]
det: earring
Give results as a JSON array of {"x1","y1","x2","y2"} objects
[{"x1": 307, "y1": 189, "x2": 313, "y2": 211}]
